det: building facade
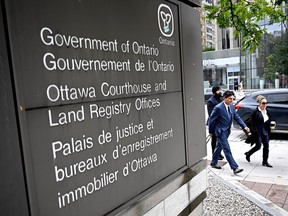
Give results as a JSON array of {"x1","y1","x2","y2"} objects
[
  {"x1": 202, "y1": 7, "x2": 287, "y2": 90},
  {"x1": 200, "y1": 0, "x2": 216, "y2": 50},
  {"x1": 240, "y1": 20, "x2": 287, "y2": 89}
]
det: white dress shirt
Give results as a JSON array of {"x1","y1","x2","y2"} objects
[{"x1": 258, "y1": 107, "x2": 269, "y2": 122}]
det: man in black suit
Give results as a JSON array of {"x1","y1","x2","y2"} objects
[{"x1": 207, "y1": 86, "x2": 224, "y2": 160}]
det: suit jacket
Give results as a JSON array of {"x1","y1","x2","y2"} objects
[
  {"x1": 207, "y1": 95, "x2": 222, "y2": 116},
  {"x1": 250, "y1": 108, "x2": 272, "y2": 136},
  {"x1": 208, "y1": 101, "x2": 246, "y2": 136}
]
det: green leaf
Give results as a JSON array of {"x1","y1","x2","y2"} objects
[{"x1": 204, "y1": 0, "x2": 288, "y2": 52}]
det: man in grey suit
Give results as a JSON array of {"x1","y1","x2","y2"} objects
[{"x1": 208, "y1": 91, "x2": 250, "y2": 174}]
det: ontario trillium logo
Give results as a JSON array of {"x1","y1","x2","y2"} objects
[{"x1": 158, "y1": 4, "x2": 174, "y2": 37}]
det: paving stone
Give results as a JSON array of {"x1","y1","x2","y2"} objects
[
  {"x1": 266, "y1": 189, "x2": 288, "y2": 205},
  {"x1": 239, "y1": 180, "x2": 255, "y2": 189},
  {"x1": 251, "y1": 183, "x2": 272, "y2": 197}
]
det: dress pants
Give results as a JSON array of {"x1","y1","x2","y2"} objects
[
  {"x1": 211, "y1": 131, "x2": 238, "y2": 170},
  {"x1": 211, "y1": 135, "x2": 216, "y2": 154},
  {"x1": 248, "y1": 132, "x2": 269, "y2": 162}
]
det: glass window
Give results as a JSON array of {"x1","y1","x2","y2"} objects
[
  {"x1": 222, "y1": 28, "x2": 230, "y2": 49},
  {"x1": 267, "y1": 93, "x2": 288, "y2": 103},
  {"x1": 206, "y1": 27, "x2": 212, "y2": 33}
]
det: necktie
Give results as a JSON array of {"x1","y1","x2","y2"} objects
[{"x1": 227, "y1": 106, "x2": 231, "y2": 119}]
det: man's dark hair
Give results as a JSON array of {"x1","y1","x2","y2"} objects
[
  {"x1": 212, "y1": 86, "x2": 221, "y2": 94},
  {"x1": 223, "y1": 90, "x2": 235, "y2": 98}
]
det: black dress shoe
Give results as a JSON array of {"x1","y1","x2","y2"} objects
[
  {"x1": 218, "y1": 154, "x2": 224, "y2": 160},
  {"x1": 244, "y1": 152, "x2": 250, "y2": 162},
  {"x1": 210, "y1": 164, "x2": 222, "y2": 169},
  {"x1": 262, "y1": 162, "x2": 273, "y2": 168},
  {"x1": 233, "y1": 168, "x2": 244, "y2": 174}
]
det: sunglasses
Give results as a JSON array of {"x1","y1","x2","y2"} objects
[{"x1": 261, "y1": 102, "x2": 268, "y2": 105}]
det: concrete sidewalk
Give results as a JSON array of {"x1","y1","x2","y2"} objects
[{"x1": 206, "y1": 129, "x2": 288, "y2": 215}]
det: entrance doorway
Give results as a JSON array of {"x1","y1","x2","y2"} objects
[{"x1": 228, "y1": 76, "x2": 239, "y2": 91}]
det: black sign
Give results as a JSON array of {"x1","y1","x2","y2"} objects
[{"x1": 6, "y1": 0, "x2": 186, "y2": 215}]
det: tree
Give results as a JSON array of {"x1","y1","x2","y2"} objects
[
  {"x1": 264, "y1": 30, "x2": 288, "y2": 78},
  {"x1": 204, "y1": 0, "x2": 287, "y2": 52}
]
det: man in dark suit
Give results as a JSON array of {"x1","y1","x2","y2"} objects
[
  {"x1": 207, "y1": 86, "x2": 224, "y2": 160},
  {"x1": 208, "y1": 91, "x2": 250, "y2": 174}
]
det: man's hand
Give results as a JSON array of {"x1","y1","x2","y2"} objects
[{"x1": 243, "y1": 127, "x2": 250, "y2": 133}]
